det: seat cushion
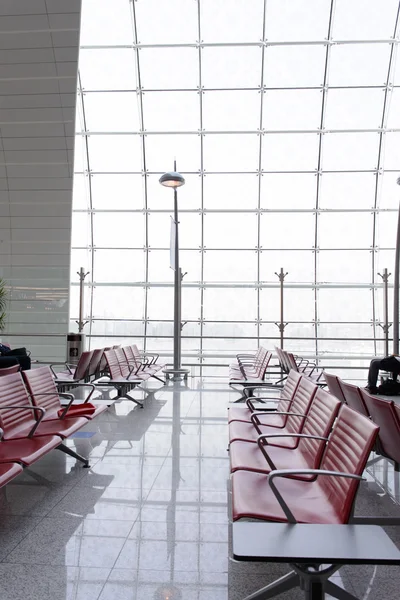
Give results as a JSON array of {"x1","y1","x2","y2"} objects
[
  {"x1": 4, "y1": 416, "x2": 88, "y2": 441},
  {"x1": 230, "y1": 440, "x2": 314, "y2": 477},
  {"x1": 229, "y1": 418, "x2": 298, "y2": 444},
  {"x1": 0, "y1": 436, "x2": 61, "y2": 466},
  {"x1": 231, "y1": 470, "x2": 343, "y2": 524},
  {"x1": 57, "y1": 403, "x2": 107, "y2": 420}
]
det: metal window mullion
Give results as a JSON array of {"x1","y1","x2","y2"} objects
[
  {"x1": 256, "y1": 0, "x2": 268, "y2": 347},
  {"x1": 371, "y1": 5, "x2": 400, "y2": 356},
  {"x1": 314, "y1": 0, "x2": 335, "y2": 364},
  {"x1": 198, "y1": 0, "x2": 204, "y2": 378},
  {"x1": 80, "y1": 39, "x2": 398, "y2": 50},
  {"x1": 131, "y1": 1, "x2": 149, "y2": 351},
  {"x1": 77, "y1": 71, "x2": 95, "y2": 342}
]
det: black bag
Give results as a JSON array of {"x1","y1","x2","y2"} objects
[{"x1": 377, "y1": 379, "x2": 400, "y2": 396}]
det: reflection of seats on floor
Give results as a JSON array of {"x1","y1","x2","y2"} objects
[{"x1": 100, "y1": 396, "x2": 167, "y2": 442}]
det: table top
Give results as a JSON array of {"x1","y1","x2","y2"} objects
[{"x1": 232, "y1": 523, "x2": 400, "y2": 565}]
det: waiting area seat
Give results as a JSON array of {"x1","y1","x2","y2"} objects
[
  {"x1": 0, "y1": 371, "x2": 98, "y2": 470},
  {"x1": 229, "y1": 386, "x2": 381, "y2": 599},
  {"x1": 325, "y1": 371, "x2": 400, "y2": 473},
  {"x1": 23, "y1": 366, "x2": 108, "y2": 421}
]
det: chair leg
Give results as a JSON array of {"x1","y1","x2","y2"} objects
[
  {"x1": 242, "y1": 571, "x2": 299, "y2": 600},
  {"x1": 56, "y1": 443, "x2": 90, "y2": 468},
  {"x1": 151, "y1": 374, "x2": 165, "y2": 384},
  {"x1": 126, "y1": 392, "x2": 144, "y2": 408},
  {"x1": 325, "y1": 580, "x2": 359, "y2": 600}
]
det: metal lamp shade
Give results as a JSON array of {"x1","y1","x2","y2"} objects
[{"x1": 159, "y1": 171, "x2": 185, "y2": 188}]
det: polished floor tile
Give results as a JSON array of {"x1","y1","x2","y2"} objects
[{"x1": 0, "y1": 378, "x2": 400, "y2": 599}]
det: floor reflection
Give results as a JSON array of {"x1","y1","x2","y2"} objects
[{"x1": 0, "y1": 379, "x2": 400, "y2": 599}]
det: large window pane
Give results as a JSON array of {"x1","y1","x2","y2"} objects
[
  {"x1": 329, "y1": 44, "x2": 391, "y2": 87},
  {"x1": 83, "y1": 93, "x2": 141, "y2": 132},
  {"x1": 324, "y1": 89, "x2": 385, "y2": 130},
  {"x1": 135, "y1": 0, "x2": 198, "y2": 45},
  {"x1": 265, "y1": 0, "x2": 331, "y2": 41},
  {"x1": 319, "y1": 173, "x2": 376, "y2": 209},
  {"x1": 87, "y1": 135, "x2": 143, "y2": 172},
  {"x1": 145, "y1": 135, "x2": 200, "y2": 172},
  {"x1": 143, "y1": 92, "x2": 200, "y2": 132},
  {"x1": 204, "y1": 213, "x2": 257, "y2": 249},
  {"x1": 317, "y1": 250, "x2": 372, "y2": 283},
  {"x1": 202, "y1": 47, "x2": 262, "y2": 89},
  {"x1": 93, "y1": 249, "x2": 146, "y2": 283},
  {"x1": 203, "y1": 288, "x2": 257, "y2": 321},
  {"x1": 81, "y1": 0, "x2": 133, "y2": 45},
  {"x1": 91, "y1": 175, "x2": 145, "y2": 210},
  {"x1": 79, "y1": 49, "x2": 137, "y2": 91},
  {"x1": 260, "y1": 213, "x2": 316, "y2": 249},
  {"x1": 203, "y1": 174, "x2": 259, "y2": 210},
  {"x1": 259, "y1": 250, "x2": 315, "y2": 283},
  {"x1": 322, "y1": 133, "x2": 379, "y2": 171},
  {"x1": 92, "y1": 286, "x2": 145, "y2": 319},
  {"x1": 93, "y1": 213, "x2": 145, "y2": 248},
  {"x1": 318, "y1": 213, "x2": 373, "y2": 249},
  {"x1": 332, "y1": 0, "x2": 399, "y2": 40},
  {"x1": 264, "y1": 46, "x2": 326, "y2": 88},
  {"x1": 318, "y1": 288, "x2": 373, "y2": 321},
  {"x1": 201, "y1": 0, "x2": 264, "y2": 43},
  {"x1": 139, "y1": 48, "x2": 199, "y2": 90},
  {"x1": 203, "y1": 91, "x2": 261, "y2": 131},
  {"x1": 204, "y1": 135, "x2": 259, "y2": 172},
  {"x1": 263, "y1": 90, "x2": 322, "y2": 131},
  {"x1": 203, "y1": 251, "x2": 257, "y2": 282},
  {"x1": 260, "y1": 174, "x2": 317, "y2": 209},
  {"x1": 262, "y1": 134, "x2": 319, "y2": 171}
]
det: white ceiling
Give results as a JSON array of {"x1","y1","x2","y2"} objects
[{"x1": 0, "y1": 0, "x2": 82, "y2": 359}]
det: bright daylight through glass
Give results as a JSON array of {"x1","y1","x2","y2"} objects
[{"x1": 71, "y1": 0, "x2": 400, "y2": 378}]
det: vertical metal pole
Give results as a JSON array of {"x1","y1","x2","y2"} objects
[
  {"x1": 77, "y1": 267, "x2": 89, "y2": 333},
  {"x1": 173, "y1": 160, "x2": 181, "y2": 371},
  {"x1": 274, "y1": 268, "x2": 288, "y2": 349},
  {"x1": 279, "y1": 268, "x2": 284, "y2": 349},
  {"x1": 393, "y1": 186, "x2": 400, "y2": 353},
  {"x1": 378, "y1": 268, "x2": 390, "y2": 357}
]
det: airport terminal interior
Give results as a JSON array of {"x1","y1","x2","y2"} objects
[{"x1": 2, "y1": 0, "x2": 400, "y2": 598}]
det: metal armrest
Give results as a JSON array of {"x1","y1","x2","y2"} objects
[
  {"x1": 143, "y1": 352, "x2": 158, "y2": 364},
  {"x1": 245, "y1": 398, "x2": 282, "y2": 412},
  {"x1": 25, "y1": 391, "x2": 79, "y2": 420},
  {"x1": 250, "y1": 411, "x2": 307, "y2": 433},
  {"x1": 268, "y1": 469, "x2": 364, "y2": 524},
  {"x1": 257, "y1": 433, "x2": 328, "y2": 446},
  {"x1": 56, "y1": 382, "x2": 95, "y2": 401},
  {"x1": 0, "y1": 405, "x2": 45, "y2": 438},
  {"x1": 50, "y1": 362, "x2": 74, "y2": 377}
]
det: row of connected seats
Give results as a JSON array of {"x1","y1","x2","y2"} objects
[
  {"x1": 228, "y1": 369, "x2": 379, "y2": 525},
  {"x1": 96, "y1": 347, "x2": 166, "y2": 408},
  {"x1": 0, "y1": 366, "x2": 109, "y2": 488},
  {"x1": 324, "y1": 372, "x2": 400, "y2": 472},
  {"x1": 275, "y1": 346, "x2": 324, "y2": 383},
  {"x1": 51, "y1": 344, "x2": 166, "y2": 406},
  {"x1": 229, "y1": 348, "x2": 278, "y2": 402}
]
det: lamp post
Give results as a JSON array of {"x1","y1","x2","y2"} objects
[
  {"x1": 159, "y1": 162, "x2": 190, "y2": 381},
  {"x1": 393, "y1": 178, "x2": 400, "y2": 353}
]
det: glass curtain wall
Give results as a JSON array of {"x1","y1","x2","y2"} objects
[{"x1": 71, "y1": 0, "x2": 400, "y2": 377}]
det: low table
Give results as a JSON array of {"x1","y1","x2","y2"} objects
[{"x1": 233, "y1": 522, "x2": 400, "y2": 600}]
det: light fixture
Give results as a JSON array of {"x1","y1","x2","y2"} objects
[
  {"x1": 159, "y1": 171, "x2": 185, "y2": 188},
  {"x1": 159, "y1": 161, "x2": 189, "y2": 382}
]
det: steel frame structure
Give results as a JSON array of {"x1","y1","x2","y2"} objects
[{"x1": 71, "y1": 0, "x2": 400, "y2": 376}]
